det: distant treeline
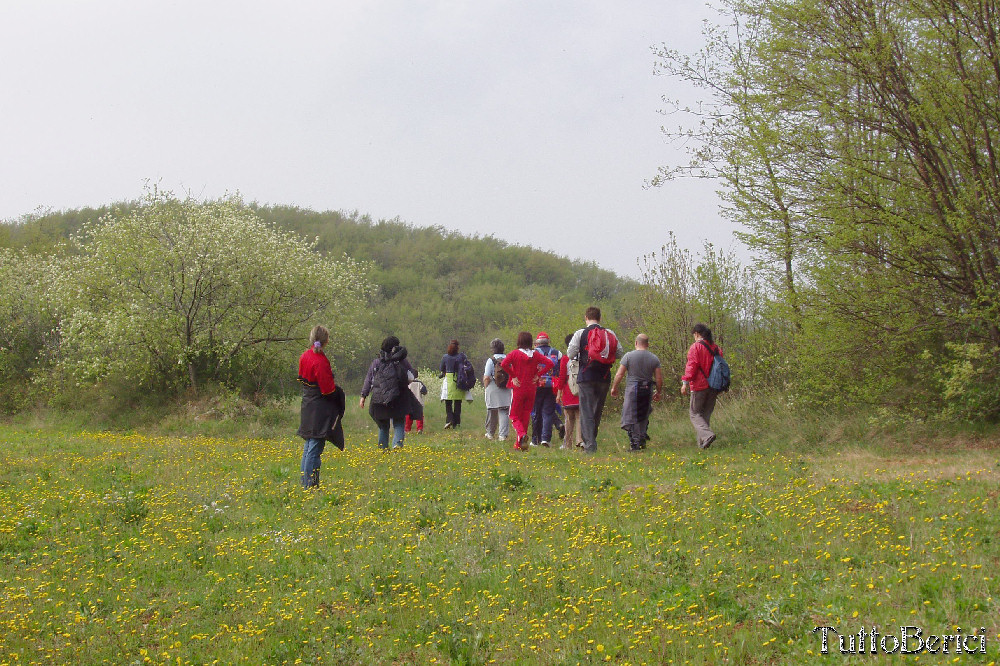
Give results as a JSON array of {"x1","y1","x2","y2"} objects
[{"x1": 0, "y1": 200, "x2": 632, "y2": 395}]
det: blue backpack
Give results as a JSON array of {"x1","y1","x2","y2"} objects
[
  {"x1": 699, "y1": 341, "x2": 731, "y2": 392},
  {"x1": 538, "y1": 346, "x2": 562, "y2": 388}
]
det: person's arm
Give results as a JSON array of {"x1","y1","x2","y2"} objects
[
  {"x1": 610, "y1": 362, "x2": 627, "y2": 397},
  {"x1": 681, "y1": 345, "x2": 698, "y2": 395},
  {"x1": 439, "y1": 356, "x2": 446, "y2": 378},
  {"x1": 500, "y1": 352, "x2": 520, "y2": 387},
  {"x1": 566, "y1": 330, "x2": 582, "y2": 359},
  {"x1": 653, "y1": 366, "x2": 664, "y2": 401},
  {"x1": 483, "y1": 358, "x2": 493, "y2": 387},
  {"x1": 359, "y1": 359, "x2": 376, "y2": 407}
]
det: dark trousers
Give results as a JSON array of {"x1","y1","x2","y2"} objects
[
  {"x1": 577, "y1": 380, "x2": 610, "y2": 453},
  {"x1": 445, "y1": 400, "x2": 462, "y2": 427},
  {"x1": 530, "y1": 387, "x2": 557, "y2": 444}
]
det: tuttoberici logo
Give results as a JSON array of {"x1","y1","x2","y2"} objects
[{"x1": 812, "y1": 626, "x2": 987, "y2": 655}]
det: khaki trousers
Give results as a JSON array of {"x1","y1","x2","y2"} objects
[{"x1": 689, "y1": 388, "x2": 719, "y2": 448}]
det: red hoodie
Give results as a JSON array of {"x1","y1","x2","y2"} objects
[
  {"x1": 682, "y1": 340, "x2": 722, "y2": 392},
  {"x1": 298, "y1": 348, "x2": 336, "y2": 395}
]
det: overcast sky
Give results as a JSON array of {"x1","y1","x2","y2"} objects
[{"x1": 0, "y1": 0, "x2": 738, "y2": 278}]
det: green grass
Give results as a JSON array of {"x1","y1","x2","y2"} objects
[{"x1": 1, "y1": 396, "x2": 999, "y2": 664}]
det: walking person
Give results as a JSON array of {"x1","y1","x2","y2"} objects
[
  {"x1": 483, "y1": 338, "x2": 512, "y2": 441},
  {"x1": 500, "y1": 331, "x2": 555, "y2": 450},
  {"x1": 405, "y1": 379, "x2": 427, "y2": 434},
  {"x1": 360, "y1": 336, "x2": 418, "y2": 450},
  {"x1": 611, "y1": 334, "x2": 663, "y2": 451},
  {"x1": 439, "y1": 339, "x2": 468, "y2": 428},
  {"x1": 681, "y1": 323, "x2": 723, "y2": 449},
  {"x1": 566, "y1": 306, "x2": 623, "y2": 454},
  {"x1": 555, "y1": 333, "x2": 583, "y2": 450},
  {"x1": 297, "y1": 325, "x2": 345, "y2": 488},
  {"x1": 529, "y1": 332, "x2": 562, "y2": 447}
]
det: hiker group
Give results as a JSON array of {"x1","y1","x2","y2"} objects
[{"x1": 295, "y1": 306, "x2": 729, "y2": 487}]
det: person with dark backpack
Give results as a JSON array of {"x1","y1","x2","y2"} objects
[
  {"x1": 439, "y1": 339, "x2": 470, "y2": 429},
  {"x1": 360, "y1": 336, "x2": 418, "y2": 450},
  {"x1": 529, "y1": 332, "x2": 562, "y2": 447},
  {"x1": 566, "y1": 306, "x2": 623, "y2": 454},
  {"x1": 680, "y1": 323, "x2": 725, "y2": 450},
  {"x1": 483, "y1": 338, "x2": 512, "y2": 441}
]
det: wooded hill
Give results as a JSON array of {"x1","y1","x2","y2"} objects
[{"x1": 1, "y1": 204, "x2": 632, "y2": 389}]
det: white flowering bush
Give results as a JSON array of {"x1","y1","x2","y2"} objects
[{"x1": 49, "y1": 190, "x2": 372, "y2": 392}]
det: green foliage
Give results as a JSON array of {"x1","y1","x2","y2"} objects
[
  {"x1": 2, "y1": 201, "x2": 631, "y2": 400},
  {"x1": 0, "y1": 249, "x2": 59, "y2": 411},
  {"x1": 655, "y1": 0, "x2": 1000, "y2": 418},
  {"x1": 932, "y1": 343, "x2": 1000, "y2": 422},
  {"x1": 249, "y1": 207, "x2": 629, "y2": 385},
  {"x1": 635, "y1": 234, "x2": 786, "y2": 394},
  {"x1": 45, "y1": 190, "x2": 372, "y2": 394}
]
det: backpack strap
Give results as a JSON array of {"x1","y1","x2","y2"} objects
[{"x1": 697, "y1": 340, "x2": 717, "y2": 379}]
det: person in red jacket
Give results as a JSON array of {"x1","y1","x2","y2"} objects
[
  {"x1": 680, "y1": 323, "x2": 723, "y2": 449},
  {"x1": 297, "y1": 325, "x2": 345, "y2": 487},
  {"x1": 554, "y1": 333, "x2": 582, "y2": 449},
  {"x1": 500, "y1": 331, "x2": 555, "y2": 450}
]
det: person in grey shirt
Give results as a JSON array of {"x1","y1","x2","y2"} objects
[{"x1": 611, "y1": 334, "x2": 663, "y2": 451}]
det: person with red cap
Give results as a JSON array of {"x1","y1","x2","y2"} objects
[
  {"x1": 500, "y1": 331, "x2": 555, "y2": 450},
  {"x1": 530, "y1": 331, "x2": 562, "y2": 446}
]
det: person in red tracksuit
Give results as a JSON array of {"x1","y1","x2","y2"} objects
[{"x1": 500, "y1": 331, "x2": 555, "y2": 450}]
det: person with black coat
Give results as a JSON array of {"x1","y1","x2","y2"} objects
[
  {"x1": 359, "y1": 336, "x2": 420, "y2": 449},
  {"x1": 297, "y1": 325, "x2": 346, "y2": 488}
]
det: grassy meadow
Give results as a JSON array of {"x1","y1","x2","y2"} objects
[{"x1": 1, "y1": 395, "x2": 999, "y2": 664}]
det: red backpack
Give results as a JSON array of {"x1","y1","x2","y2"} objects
[{"x1": 585, "y1": 325, "x2": 618, "y2": 365}]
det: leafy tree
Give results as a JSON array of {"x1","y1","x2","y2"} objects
[
  {"x1": 3, "y1": 200, "x2": 632, "y2": 395},
  {"x1": 48, "y1": 190, "x2": 372, "y2": 393},
  {"x1": 0, "y1": 249, "x2": 58, "y2": 410},
  {"x1": 655, "y1": 0, "x2": 1000, "y2": 417},
  {"x1": 636, "y1": 234, "x2": 783, "y2": 394}
]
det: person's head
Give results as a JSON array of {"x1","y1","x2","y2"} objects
[
  {"x1": 585, "y1": 306, "x2": 602, "y2": 323},
  {"x1": 534, "y1": 331, "x2": 549, "y2": 348},
  {"x1": 564, "y1": 333, "x2": 573, "y2": 346},
  {"x1": 490, "y1": 338, "x2": 505, "y2": 355},
  {"x1": 447, "y1": 339, "x2": 460, "y2": 355},
  {"x1": 309, "y1": 325, "x2": 329, "y2": 351},
  {"x1": 635, "y1": 333, "x2": 650, "y2": 349},
  {"x1": 691, "y1": 323, "x2": 713, "y2": 343},
  {"x1": 516, "y1": 331, "x2": 533, "y2": 350},
  {"x1": 381, "y1": 335, "x2": 400, "y2": 353}
]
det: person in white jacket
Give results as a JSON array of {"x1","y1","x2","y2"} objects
[{"x1": 483, "y1": 338, "x2": 512, "y2": 440}]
